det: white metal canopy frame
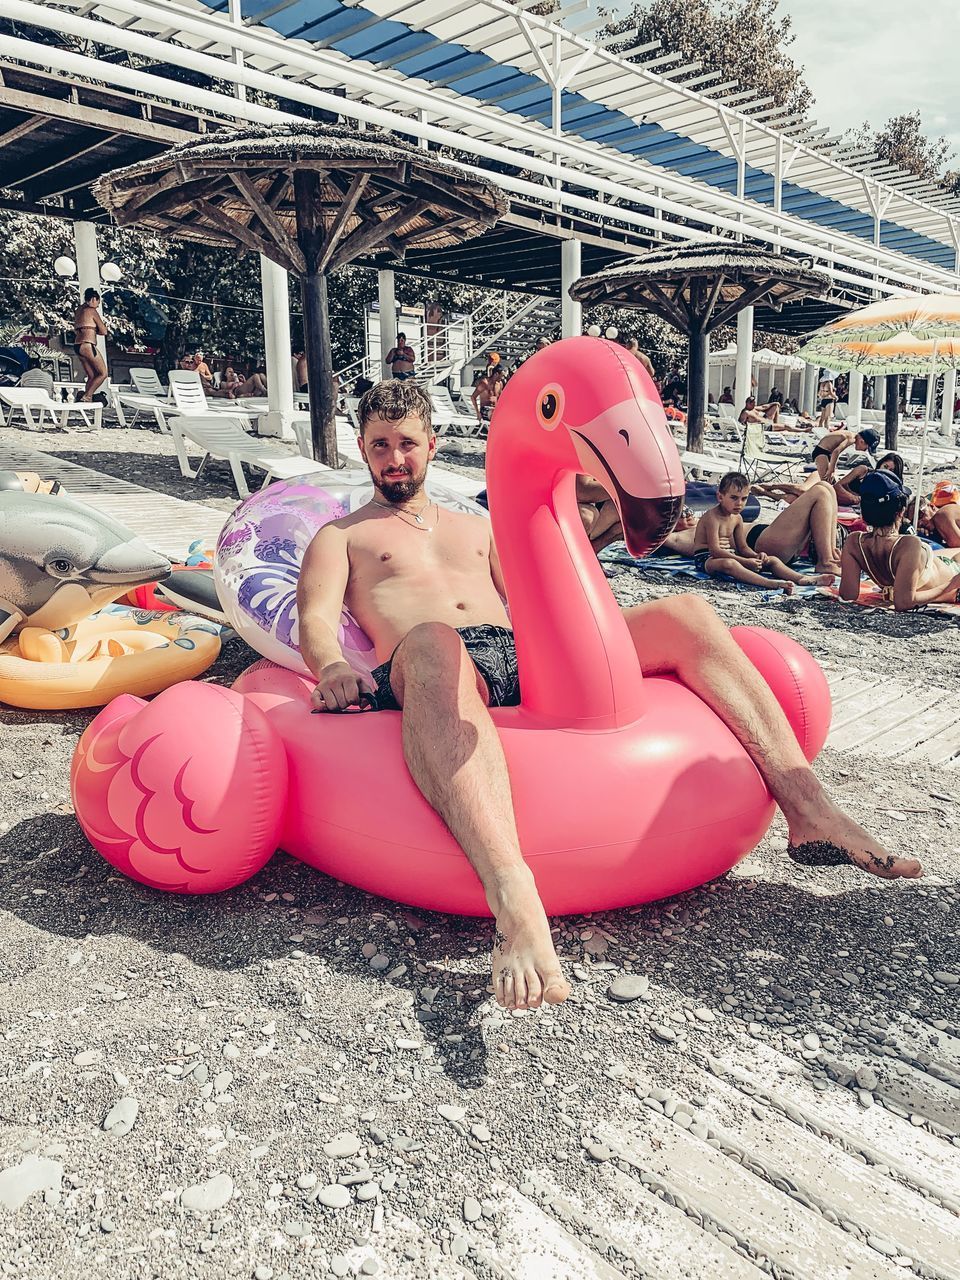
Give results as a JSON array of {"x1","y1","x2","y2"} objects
[
  {"x1": 2, "y1": 0, "x2": 959, "y2": 309},
  {"x1": 94, "y1": 122, "x2": 506, "y2": 463}
]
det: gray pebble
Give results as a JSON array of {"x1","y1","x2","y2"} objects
[
  {"x1": 296, "y1": 1173, "x2": 317, "y2": 1189},
  {"x1": 100, "y1": 1215, "x2": 115, "y2": 1233},
  {"x1": 330, "y1": 1257, "x2": 350, "y2": 1277},
  {"x1": 651, "y1": 1025, "x2": 676, "y2": 1043},
  {"x1": 181, "y1": 1174, "x2": 233, "y2": 1213},
  {"x1": 324, "y1": 1133, "x2": 362, "y2": 1159},
  {"x1": 316, "y1": 1184, "x2": 351, "y2": 1209},
  {"x1": 607, "y1": 975, "x2": 649, "y2": 1003},
  {"x1": 463, "y1": 1196, "x2": 482, "y2": 1222},
  {"x1": 102, "y1": 1098, "x2": 139, "y2": 1137},
  {"x1": 587, "y1": 1144, "x2": 612, "y2": 1162},
  {"x1": 361, "y1": 1260, "x2": 379, "y2": 1276},
  {"x1": 370, "y1": 954, "x2": 390, "y2": 971},
  {"x1": 254, "y1": 1267, "x2": 273, "y2": 1280}
]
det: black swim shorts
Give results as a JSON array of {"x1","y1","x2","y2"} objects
[{"x1": 370, "y1": 624, "x2": 521, "y2": 711}]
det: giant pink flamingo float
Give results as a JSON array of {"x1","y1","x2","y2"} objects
[{"x1": 71, "y1": 338, "x2": 830, "y2": 914}]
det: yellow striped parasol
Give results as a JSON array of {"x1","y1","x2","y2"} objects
[
  {"x1": 798, "y1": 334, "x2": 960, "y2": 375},
  {"x1": 802, "y1": 292, "x2": 960, "y2": 346},
  {"x1": 798, "y1": 294, "x2": 960, "y2": 526}
]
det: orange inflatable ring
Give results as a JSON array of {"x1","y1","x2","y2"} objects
[{"x1": 0, "y1": 606, "x2": 221, "y2": 711}]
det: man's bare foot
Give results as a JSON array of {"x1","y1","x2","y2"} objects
[
  {"x1": 490, "y1": 871, "x2": 570, "y2": 1011},
  {"x1": 816, "y1": 560, "x2": 842, "y2": 578},
  {"x1": 799, "y1": 572, "x2": 837, "y2": 586},
  {"x1": 788, "y1": 804, "x2": 922, "y2": 879},
  {"x1": 780, "y1": 582, "x2": 795, "y2": 595}
]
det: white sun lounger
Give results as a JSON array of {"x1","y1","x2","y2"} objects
[
  {"x1": 168, "y1": 415, "x2": 330, "y2": 499},
  {"x1": 0, "y1": 387, "x2": 102, "y2": 431}
]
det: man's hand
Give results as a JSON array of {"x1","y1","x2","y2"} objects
[{"x1": 312, "y1": 661, "x2": 378, "y2": 712}]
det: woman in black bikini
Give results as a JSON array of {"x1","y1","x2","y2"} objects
[
  {"x1": 840, "y1": 471, "x2": 960, "y2": 610},
  {"x1": 816, "y1": 377, "x2": 836, "y2": 430},
  {"x1": 72, "y1": 287, "x2": 108, "y2": 403}
]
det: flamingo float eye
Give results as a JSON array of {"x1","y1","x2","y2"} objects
[
  {"x1": 619, "y1": 430, "x2": 630, "y2": 446},
  {"x1": 536, "y1": 384, "x2": 564, "y2": 430}
]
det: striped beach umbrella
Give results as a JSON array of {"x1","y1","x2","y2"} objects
[{"x1": 799, "y1": 296, "x2": 960, "y2": 525}]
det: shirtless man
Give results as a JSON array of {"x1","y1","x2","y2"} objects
[
  {"x1": 72, "y1": 287, "x2": 108, "y2": 402},
  {"x1": 298, "y1": 381, "x2": 921, "y2": 1013},
  {"x1": 385, "y1": 333, "x2": 416, "y2": 380}
]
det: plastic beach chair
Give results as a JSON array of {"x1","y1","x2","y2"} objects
[
  {"x1": 0, "y1": 387, "x2": 101, "y2": 431},
  {"x1": 428, "y1": 387, "x2": 479, "y2": 437},
  {"x1": 168, "y1": 415, "x2": 330, "y2": 499}
]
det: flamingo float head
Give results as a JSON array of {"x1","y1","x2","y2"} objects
[{"x1": 490, "y1": 336, "x2": 684, "y2": 555}]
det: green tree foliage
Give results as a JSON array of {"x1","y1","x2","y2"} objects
[
  {"x1": 846, "y1": 111, "x2": 957, "y2": 193},
  {"x1": 601, "y1": 0, "x2": 812, "y2": 120}
]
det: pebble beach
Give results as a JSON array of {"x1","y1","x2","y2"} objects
[{"x1": 1, "y1": 421, "x2": 958, "y2": 1279}]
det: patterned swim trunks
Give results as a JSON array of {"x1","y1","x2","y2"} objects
[{"x1": 370, "y1": 624, "x2": 521, "y2": 712}]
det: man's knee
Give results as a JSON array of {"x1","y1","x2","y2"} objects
[
  {"x1": 395, "y1": 622, "x2": 463, "y2": 671},
  {"x1": 659, "y1": 593, "x2": 727, "y2": 646}
]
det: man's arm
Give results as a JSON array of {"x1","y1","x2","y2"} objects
[
  {"x1": 384, "y1": 347, "x2": 397, "y2": 365},
  {"x1": 297, "y1": 525, "x2": 375, "y2": 710}
]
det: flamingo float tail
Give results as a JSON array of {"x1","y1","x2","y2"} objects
[{"x1": 71, "y1": 681, "x2": 288, "y2": 893}]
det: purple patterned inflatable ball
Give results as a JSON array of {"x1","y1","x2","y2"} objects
[{"x1": 214, "y1": 470, "x2": 486, "y2": 676}]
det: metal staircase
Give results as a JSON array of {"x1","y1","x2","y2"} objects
[{"x1": 336, "y1": 291, "x2": 560, "y2": 389}]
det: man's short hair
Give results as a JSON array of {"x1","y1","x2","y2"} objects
[
  {"x1": 358, "y1": 379, "x2": 433, "y2": 435},
  {"x1": 718, "y1": 471, "x2": 750, "y2": 493},
  {"x1": 83, "y1": 287, "x2": 100, "y2": 303},
  {"x1": 396, "y1": 332, "x2": 406, "y2": 341}
]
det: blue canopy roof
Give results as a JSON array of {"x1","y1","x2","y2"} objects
[{"x1": 199, "y1": 0, "x2": 955, "y2": 271}]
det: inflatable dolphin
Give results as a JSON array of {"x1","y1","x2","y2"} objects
[{"x1": 0, "y1": 491, "x2": 171, "y2": 641}]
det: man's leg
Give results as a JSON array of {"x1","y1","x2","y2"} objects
[
  {"x1": 754, "y1": 482, "x2": 841, "y2": 574},
  {"x1": 623, "y1": 595, "x2": 921, "y2": 878},
  {"x1": 388, "y1": 622, "x2": 570, "y2": 1011}
]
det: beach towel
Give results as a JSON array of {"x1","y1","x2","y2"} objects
[
  {"x1": 598, "y1": 543, "x2": 819, "y2": 601},
  {"x1": 819, "y1": 583, "x2": 960, "y2": 619}
]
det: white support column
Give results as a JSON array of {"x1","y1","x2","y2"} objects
[
  {"x1": 905, "y1": 376, "x2": 914, "y2": 409},
  {"x1": 258, "y1": 253, "x2": 294, "y2": 439},
  {"x1": 801, "y1": 362, "x2": 817, "y2": 416},
  {"x1": 378, "y1": 269, "x2": 396, "y2": 380},
  {"x1": 561, "y1": 238, "x2": 582, "y2": 338},
  {"x1": 73, "y1": 220, "x2": 105, "y2": 367},
  {"x1": 874, "y1": 375, "x2": 886, "y2": 409},
  {"x1": 941, "y1": 367, "x2": 957, "y2": 438},
  {"x1": 847, "y1": 371, "x2": 864, "y2": 427},
  {"x1": 734, "y1": 306, "x2": 753, "y2": 408}
]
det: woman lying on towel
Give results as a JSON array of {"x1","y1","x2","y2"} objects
[{"x1": 840, "y1": 471, "x2": 960, "y2": 611}]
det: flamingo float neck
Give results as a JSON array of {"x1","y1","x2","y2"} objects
[{"x1": 486, "y1": 338, "x2": 684, "y2": 730}]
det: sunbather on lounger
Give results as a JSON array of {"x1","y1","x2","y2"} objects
[{"x1": 693, "y1": 473, "x2": 834, "y2": 592}]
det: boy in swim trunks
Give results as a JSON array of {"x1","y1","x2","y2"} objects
[
  {"x1": 297, "y1": 383, "x2": 921, "y2": 1016},
  {"x1": 693, "y1": 473, "x2": 833, "y2": 592}
]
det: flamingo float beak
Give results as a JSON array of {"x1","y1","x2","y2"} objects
[{"x1": 571, "y1": 429, "x2": 683, "y2": 559}]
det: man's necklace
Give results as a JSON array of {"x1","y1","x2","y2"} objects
[{"x1": 372, "y1": 498, "x2": 439, "y2": 532}]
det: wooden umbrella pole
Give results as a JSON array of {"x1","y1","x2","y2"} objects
[
  {"x1": 294, "y1": 169, "x2": 338, "y2": 467},
  {"x1": 884, "y1": 373, "x2": 899, "y2": 451},
  {"x1": 686, "y1": 325, "x2": 709, "y2": 454}
]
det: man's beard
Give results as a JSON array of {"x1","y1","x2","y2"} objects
[{"x1": 372, "y1": 465, "x2": 427, "y2": 504}]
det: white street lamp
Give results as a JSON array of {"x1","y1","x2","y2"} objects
[
  {"x1": 101, "y1": 262, "x2": 122, "y2": 283},
  {"x1": 54, "y1": 256, "x2": 77, "y2": 277}
]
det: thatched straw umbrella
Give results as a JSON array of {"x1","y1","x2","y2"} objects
[
  {"x1": 94, "y1": 123, "x2": 507, "y2": 465},
  {"x1": 570, "y1": 241, "x2": 830, "y2": 451}
]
